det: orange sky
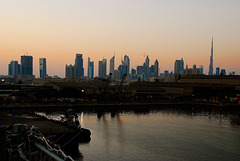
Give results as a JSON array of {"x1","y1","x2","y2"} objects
[{"x1": 1, "y1": 0, "x2": 240, "y2": 77}]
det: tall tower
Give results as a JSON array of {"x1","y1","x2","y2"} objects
[
  {"x1": 39, "y1": 58, "x2": 47, "y2": 78},
  {"x1": 208, "y1": 38, "x2": 214, "y2": 75},
  {"x1": 88, "y1": 57, "x2": 94, "y2": 78},
  {"x1": 110, "y1": 54, "x2": 115, "y2": 74},
  {"x1": 98, "y1": 58, "x2": 107, "y2": 78},
  {"x1": 74, "y1": 54, "x2": 84, "y2": 78},
  {"x1": 20, "y1": 55, "x2": 33, "y2": 78},
  {"x1": 123, "y1": 55, "x2": 130, "y2": 77},
  {"x1": 8, "y1": 61, "x2": 20, "y2": 78},
  {"x1": 154, "y1": 59, "x2": 159, "y2": 77},
  {"x1": 174, "y1": 58, "x2": 184, "y2": 74},
  {"x1": 145, "y1": 55, "x2": 150, "y2": 78}
]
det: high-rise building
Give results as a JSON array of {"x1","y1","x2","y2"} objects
[
  {"x1": 150, "y1": 65, "x2": 155, "y2": 77},
  {"x1": 65, "y1": 64, "x2": 75, "y2": 78},
  {"x1": 39, "y1": 58, "x2": 47, "y2": 78},
  {"x1": 174, "y1": 58, "x2": 184, "y2": 74},
  {"x1": 123, "y1": 55, "x2": 130, "y2": 77},
  {"x1": 98, "y1": 59, "x2": 107, "y2": 78},
  {"x1": 110, "y1": 55, "x2": 115, "y2": 74},
  {"x1": 20, "y1": 55, "x2": 33, "y2": 78},
  {"x1": 137, "y1": 66, "x2": 143, "y2": 75},
  {"x1": 88, "y1": 57, "x2": 94, "y2": 78},
  {"x1": 208, "y1": 38, "x2": 214, "y2": 75},
  {"x1": 8, "y1": 61, "x2": 20, "y2": 78},
  {"x1": 74, "y1": 54, "x2": 84, "y2": 78},
  {"x1": 220, "y1": 69, "x2": 226, "y2": 75},
  {"x1": 199, "y1": 65, "x2": 204, "y2": 75},
  {"x1": 145, "y1": 55, "x2": 150, "y2": 78},
  {"x1": 193, "y1": 64, "x2": 197, "y2": 69},
  {"x1": 154, "y1": 60, "x2": 159, "y2": 77},
  {"x1": 216, "y1": 67, "x2": 220, "y2": 75},
  {"x1": 131, "y1": 68, "x2": 136, "y2": 75}
]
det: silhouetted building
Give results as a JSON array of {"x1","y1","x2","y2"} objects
[
  {"x1": 74, "y1": 54, "x2": 84, "y2": 78},
  {"x1": 150, "y1": 65, "x2": 155, "y2": 77},
  {"x1": 137, "y1": 65, "x2": 145, "y2": 79},
  {"x1": 154, "y1": 60, "x2": 159, "y2": 77},
  {"x1": 131, "y1": 68, "x2": 137, "y2": 80},
  {"x1": 110, "y1": 55, "x2": 115, "y2": 74},
  {"x1": 123, "y1": 55, "x2": 130, "y2": 77},
  {"x1": 174, "y1": 58, "x2": 184, "y2": 74},
  {"x1": 208, "y1": 38, "x2": 214, "y2": 75},
  {"x1": 39, "y1": 58, "x2": 47, "y2": 78},
  {"x1": 199, "y1": 65, "x2": 203, "y2": 75},
  {"x1": 65, "y1": 64, "x2": 75, "y2": 78},
  {"x1": 88, "y1": 57, "x2": 94, "y2": 78},
  {"x1": 20, "y1": 55, "x2": 33, "y2": 78},
  {"x1": 98, "y1": 59, "x2": 107, "y2": 78},
  {"x1": 137, "y1": 66, "x2": 143, "y2": 75},
  {"x1": 193, "y1": 64, "x2": 197, "y2": 69},
  {"x1": 145, "y1": 55, "x2": 150, "y2": 78},
  {"x1": 216, "y1": 67, "x2": 220, "y2": 75},
  {"x1": 220, "y1": 69, "x2": 226, "y2": 75},
  {"x1": 65, "y1": 54, "x2": 84, "y2": 78},
  {"x1": 8, "y1": 61, "x2": 20, "y2": 78}
]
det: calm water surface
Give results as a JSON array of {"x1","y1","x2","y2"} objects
[{"x1": 44, "y1": 109, "x2": 240, "y2": 161}]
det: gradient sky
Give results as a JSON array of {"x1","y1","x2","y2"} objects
[{"x1": 1, "y1": 0, "x2": 240, "y2": 77}]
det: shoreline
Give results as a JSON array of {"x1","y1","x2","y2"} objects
[{"x1": 0, "y1": 102, "x2": 240, "y2": 113}]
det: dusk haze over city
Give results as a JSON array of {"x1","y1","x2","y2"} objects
[
  {"x1": 0, "y1": 1, "x2": 240, "y2": 161},
  {"x1": 1, "y1": 0, "x2": 240, "y2": 77}
]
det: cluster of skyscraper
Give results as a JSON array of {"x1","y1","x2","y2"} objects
[
  {"x1": 65, "y1": 54, "x2": 159, "y2": 80},
  {"x1": 7, "y1": 38, "x2": 235, "y2": 79},
  {"x1": 65, "y1": 54, "x2": 84, "y2": 78},
  {"x1": 8, "y1": 56, "x2": 47, "y2": 79}
]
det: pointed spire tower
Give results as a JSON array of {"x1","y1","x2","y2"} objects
[{"x1": 208, "y1": 38, "x2": 214, "y2": 75}]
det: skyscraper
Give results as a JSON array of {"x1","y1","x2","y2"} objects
[
  {"x1": 39, "y1": 58, "x2": 47, "y2": 78},
  {"x1": 208, "y1": 38, "x2": 214, "y2": 75},
  {"x1": 145, "y1": 55, "x2": 150, "y2": 78},
  {"x1": 220, "y1": 69, "x2": 226, "y2": 75},
  {"x1": 65, "y1": 53, "x2": 84, "y2": 78},
  {"x1": 123, "y1": 55, "x2": 130, "y2": 77},
  {"x1": 174, "y1": 58, "x2": 184, "y2": 74},
  {"x1": 154, "y1": 59, "x2": 159, "y2": 77},
  {"x1": 216, "y1": 67, "x2": 220, "y2": 75},
  {"x1": 20, "y1": 55, "x2": 33, "y2": 78},
  {"x1": 8, "y1": 61, "x2": 20, "y2": 78},
  {"x1": 199, "y1": 65, "x2": 204, "y2": 75},
  {"x1": 98, "y1": 59, "x2": 107, "y2": 78},
  {"x1": 88, "y1": 57, "x2": 94, "y2": 78},
  {"x1": 193, "y1": 64, "x2": 197, "y2": 69},
  {"x1": 65, "y1": 64, "x2": 75, "y2": 78},
  {"x1": 110, "y1": 55, "x2": 115, "y2": 74},
  {"x1": 74, "y1": 54, "x2": 84, "y2": 78}
]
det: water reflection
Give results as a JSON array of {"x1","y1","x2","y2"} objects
[{"x1": 36, "y1": 107, "x2": 240, "y2": 161}]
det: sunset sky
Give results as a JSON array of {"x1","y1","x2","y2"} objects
[{"x1": 0, "y1": 0, "x2": 239, "y2": 77}]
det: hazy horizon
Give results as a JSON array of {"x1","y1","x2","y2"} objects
[{"x1": 1, "y1": 0, "x2": 239, "y2": 77}]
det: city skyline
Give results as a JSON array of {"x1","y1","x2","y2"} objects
[
  {"x1": 3, "y1": 47, "x2": 238, "y2": 78},
  {"x1": 0, "y1": 1, "x2": 240, "y2": 77}
]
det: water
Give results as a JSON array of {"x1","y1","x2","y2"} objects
[{"x1": 42, "y1": 108, "x2": 240, "y2": 161}]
